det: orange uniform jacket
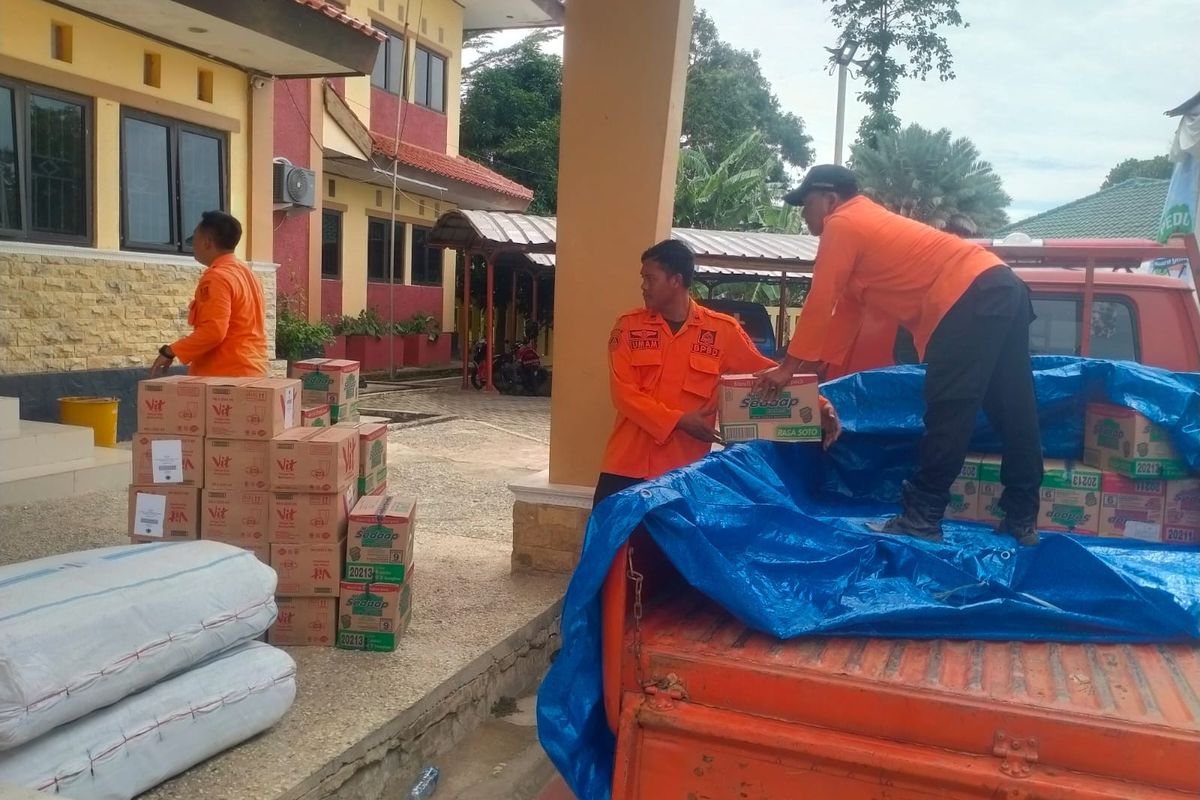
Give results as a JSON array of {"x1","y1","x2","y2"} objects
[
  {"x1": 171, "y1": 253, "x2": 268, "y2": 377},
  {"x1": 787, "y1": 195, "x2": 1002, "y2": 365},
  {"x1": 600, "y1": 302, "x2": 777, "y2": 481}
]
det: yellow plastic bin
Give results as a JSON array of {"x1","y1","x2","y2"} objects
[{"x1": 59, "y1": 396, "x2": 119, "y2": 448}]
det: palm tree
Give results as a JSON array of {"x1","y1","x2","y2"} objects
[
  {"x1": 850, "y1": 124, "x2": 1011, "y2": 234},
  {"x1": 674, "y1": 132, "x2": 802, "y2": 233}
]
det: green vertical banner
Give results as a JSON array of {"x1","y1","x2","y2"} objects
[{"x1": 1158, "y1": 153, "x2": 1198, "y2": 243}]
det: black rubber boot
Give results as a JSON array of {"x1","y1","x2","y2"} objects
[
  {"x1": 868, "y1": 481, "x2": 946, "y2": 543},
  {"x1": 997, "y1": 518, "x2": 1040, "y2": 547}
]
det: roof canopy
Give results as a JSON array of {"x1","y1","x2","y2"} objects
[
  {"x1": 51, "y1": 0, "x2": 383, "y2": 77},
  {"x1": 428, "y1": 210, "x2": 820, "y2": 271}
]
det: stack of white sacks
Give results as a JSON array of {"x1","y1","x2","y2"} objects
[{"x1": 0, "y1": 541, "x2": 294, "y2": 799}]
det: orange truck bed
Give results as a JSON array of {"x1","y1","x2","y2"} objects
[{"x1": 611, "y1": 587, "x2": 1200, "y2": 799}]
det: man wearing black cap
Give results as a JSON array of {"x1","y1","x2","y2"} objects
[{"x1": 757, "y1": 164, "x2": 1043, "y2": 546}]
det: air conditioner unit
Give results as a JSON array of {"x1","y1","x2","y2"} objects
[{"x1": 273, "y1": 158, "x2": 316, "y2": 209}]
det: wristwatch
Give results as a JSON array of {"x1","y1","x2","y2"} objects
[{"x1": 159, "y1": 345, "x2": 176, "y2": 360}]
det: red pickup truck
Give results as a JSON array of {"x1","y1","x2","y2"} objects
[{"x1": 602, "y1": 238, "x2": 1200, "y2": 799}]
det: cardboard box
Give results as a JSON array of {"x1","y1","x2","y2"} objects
[
  {"x1": 369, "y1": 483, "x2": 387, "y2": 496},
  {"x1": 1098, "y1": 475, "x2": 1165, "y2": 541},
  {"x1": 269, "y1": 597, "x2": 337, "y2": 646},
  {"x1": 946, "y1": 456, "x2": 981, "y2": 521},
  {"x1": 1083, "y1": 403, "x2": 1189, "y2": 479},
  {"x1": 271, "y1": 540, "x2": 345, "y2": 596},
  {"x1": 718, "y1": 374, "x2": 822, "y2": 443},
  {"x1": 331, "y1": 402, "x2": 359, "y2": 425},
  {"x1": 292, "y1": 358, "x2": 360, "y2": 409},
  {"x1": 207, "y1": 378, "x2": 301, "y2": 440},
  {"x1": 1163, "y1": 478, "x2": 1200, "y2": 545},
  {"x1": 976, "y1": 455, "x2": 1004, "y2": 524},
  {"x1": 201, "y1": 489, "x2": 271, "y2": 544},
  {"x1": 131, "y1": 433, "x2": 204, "y2": 487},
  {"x1": 128, "y1": 485, "x2": 200, "y2": 540},
  {"x1": 345, "y1": 495, "x2": 415, "y2": 583},
  {"x1": 137, "y1": 376, "x2": 207, "y2": 435},
  {"x1": 205, "y1": 438, "x2": 271, "y2": 491},
  {"x1": 336, "y1": 581, "x2": 412, "y2": 652},
  {"x1": 301, "y1": 405, "x2": 331, "y2": 428},
  {"x1": 337, "y1": 421, "x2": 389, "y2": 495},
  {"x1": 1037, "y1": 460, "x2": 1102, "y2": 535},
  {"x1": 269, "y1": 483, "x2": 359, "y2": 543},
  {"x1": 270, "y1": 426, "x2": 359, "y2": 492}
]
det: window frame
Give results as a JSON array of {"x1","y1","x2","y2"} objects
[
  {"x1": 321, "y1": 209, "x2": 342, "y2": 279},
  {"x1": 119, "y1": 107, "x2": 228, "y2": 254},
  {"x1": 413, "y1": 45, "x2": 447, "y2": 113},
  {"x1": 371, "y1": 24, "x2": 406, "y2": 95},
  {"x1": 410, "y1": 224, "x2": 443, "y2": 286},
  {"x1": 366, "y1": 216, "x2": 406, "y2": 284},
  {"x1": 0, "y1": 75, "x2": 93, "y2": 245},
  {"x1": 1029, "y1": 292, "x2": 1141, "y2": 362}
]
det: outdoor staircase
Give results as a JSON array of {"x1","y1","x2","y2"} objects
[{"x1": 0, "y1": 396, "x2": 131, "y2": 506}]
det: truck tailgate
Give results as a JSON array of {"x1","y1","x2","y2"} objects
[{"x1": 614, "y1": 588, "x2": 1200, "y2": 799}]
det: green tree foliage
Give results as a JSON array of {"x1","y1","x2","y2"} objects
[
  {"x1": 460, "y1": 33, "x2": 563, "y2": 215},
  {"x1": 674, "y1": 132, "x2": 803, "y2": 232},
  {"x1": 682, "y1": 12, "x2": 814, "y2": 184},
  {"x1": 1100, "y1": 155, "x2": 1174, "y2": 189},
  {"x1": 825, "y1": 0, "x2": 967, "y2": 148},
  {"x1": 851, "y1": 124, "x2": 1011, "y2": 233}
]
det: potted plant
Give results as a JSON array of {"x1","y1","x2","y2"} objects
[
  {"x1": 335, "y1": 309, "x2": 391, "y2": 370},
  {"x1": 275, "y1": 307, "x2": 335, "y2": 366},
  {"x1": 395, "y1": 313, "x2": 447, "y2": 367}
]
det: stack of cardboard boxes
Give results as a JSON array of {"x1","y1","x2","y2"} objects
[
  {"x1": 293, "y1": 358, "x2": 361, "y2": 425},
  {"x1": 338, "y1": 494, "x2": 416, "y2": 652},
  {"x1": 946, "y1": 403, "x2": 1197, "y2": 544}
]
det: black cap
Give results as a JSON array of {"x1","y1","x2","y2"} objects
[{"x1": 783, "y1": 164, "x2": 859, "y2": 206}]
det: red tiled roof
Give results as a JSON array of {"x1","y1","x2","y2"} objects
[
  {"x1": 371, "y1": 133, "x2": 534, "y2": 202},
  {"x1": 293, "y1": 0, "x2": 387, "y2": 41}
]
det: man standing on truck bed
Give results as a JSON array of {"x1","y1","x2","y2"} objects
[
  {"x1": 595, "y1": 239, "x2": 840, "y2": 506},
  {"x1": 149, "y1": 211, "x2": 268, "y2": 378},
  {"x1": 756, "y1": 165, "x2": 1043, "y2": 546}
]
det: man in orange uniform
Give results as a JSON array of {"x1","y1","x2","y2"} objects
[
  {"x1": 150, "y1": 211, "x2": 268, "y2": 378},
  {"x1": 758, "y1": 165, "x2": 1042, "y2": 546},
  {"x1": 594, "y1": 239, "x2": 840, "y2": 506}
]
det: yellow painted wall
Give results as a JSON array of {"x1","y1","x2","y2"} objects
[
  {"x1": 0, "y1": 0, "x2": 252, "y2": 255},
  {"x1": 324, "y1": 176, "x2": 454, "y2": 322}
]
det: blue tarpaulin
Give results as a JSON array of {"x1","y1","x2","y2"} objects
[{"x1": 537, "y1": 357, "x2": 1200, "y2": 800}]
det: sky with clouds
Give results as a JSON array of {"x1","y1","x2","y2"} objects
[{"x1": 472, "y1": 0, "x2": 1198, "y2": 222}]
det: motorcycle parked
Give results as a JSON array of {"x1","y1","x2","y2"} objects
[{"x1": 468, "y1": 338, "x2": 549, "y2": 396}]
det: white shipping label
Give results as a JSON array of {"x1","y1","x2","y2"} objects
[
  {"x1": 284, "y1": 387, "x2": 297, "y2": 428},
  {"x1": 150, "y1": 439, "x2": 184, "y2": 484},
  {"x1": 1124, "y1": 520, "x2": 1162, "y2": 542},
  {"x1": 134, "y1": 492, "x2": 167, "y2": 537}
]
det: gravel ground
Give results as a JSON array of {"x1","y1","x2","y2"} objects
[{"x1": 0, "y1": 410, "x2": 549, "y2": 566}]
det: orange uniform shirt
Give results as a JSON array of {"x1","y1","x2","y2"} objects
[
  {"x1": 600, "y1": 302, "x2": 776, "y2": 480},
  {"x1": 788, "y1": 195, "x2": 1002, "y2": 365},
  {"x1": 171, "y1": 253, "x2": 268, "y2": 377}
]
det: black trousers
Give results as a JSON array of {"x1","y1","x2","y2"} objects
[
  {"x1": 912, "y1": 266, "x2": 1043, "y2": 525},
  {"x1": 594, "y1": 472, "x2": 644, "y2": 507}
]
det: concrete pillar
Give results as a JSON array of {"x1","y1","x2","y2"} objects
[
  {"x1": 247, "y1": 78, "x2": 275, "y2": 267},
  {"x1": 511, "y1": 0, "x2": 694, "y2": 573},
  {"x1": 548, "y1": 0, "x2": 694, "y2": 486}
]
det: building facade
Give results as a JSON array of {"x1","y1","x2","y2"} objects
[
  {"x1": 272, "y1": 0, "x2": 547, "y2": 368},
  {"x1": 0, "y1": 0, "x2": 379, "y2": 434}
]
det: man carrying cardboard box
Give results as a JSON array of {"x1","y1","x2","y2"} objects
[
  {"x1": 150, "y1": 211, "x2": 268, "y2": 378},
  {"x1": 594, "y1": 240, "x2": 840, "y2": 506},
  {"x1": 757, "y1": 165, "x2": 1043, "y2": 546}
]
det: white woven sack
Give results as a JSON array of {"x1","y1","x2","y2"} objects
[
  {"x1": 0, "y1": 641, "x2": 296, "y2": 799},
  {"x1": 0, "y1": 541, "x2": 277, "y2": 750}
]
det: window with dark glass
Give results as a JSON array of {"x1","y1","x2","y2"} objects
[
  {"x1": 1029, "y1": 296, "x2": 1138, "y2": 362},
  {"x1": 371, "y1": 25, "x2": 405, "y2": 94},
  {"x1": 367, "y1": 217, "x2": 405, "y2": 283},
  {"x1": 321, "y1": 210, "x2": 342, "y2": 278},
  {"x1": 120, "y1": 110, "x2": 226, "y2": 252},
  {"x1": 0, "y1": 77, "x2": 90, "y2": 243},
  {"x1": 410, "y1": 225, "x2": 443, "y2": 286},
  {"x1": 414, "y1": 46, "x2": 446, "y2": 113}
]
